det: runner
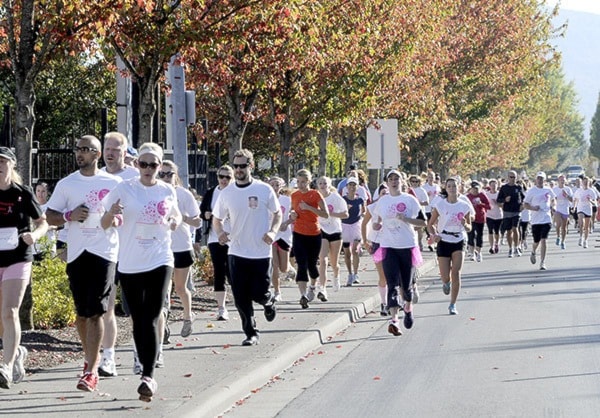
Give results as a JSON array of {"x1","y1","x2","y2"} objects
[
  {"x1": 573, "y1": 176, "x2": 597, "y2": 248},
  {"x1": 269, "y1": 176, "x2": 294, "y2": 301},
  {"x1": 552, "y1": 174, "x2": 573, "y2": 249},
  {"x1": 466, "y1": 181, "x2": 490, "y2": 262},
  {"x1": 342, "y1": 176, "x2": 365, "y2": 286},
  {"x1": 523, "y1": 172, "x2": 555, "y2": 270},
  {"x1": 484, "y1": 179, "x2": 503, "y2": 254},
  {"x1": 497, "y1": 170, "x2": 525, "y2": 258}
]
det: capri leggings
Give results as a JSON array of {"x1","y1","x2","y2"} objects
[
  {"x1": 292, "y1": 231, "x2": 322, "y2": 283},
  {"x1": 467, "y1": 222, "x2": 485, "y2": 248},
  {"x1": 208, "y1": 242, "x2": 229, "y2": 292},
  {"x1": 381, "y1": 247, "x2": 414, "y2": 309}
]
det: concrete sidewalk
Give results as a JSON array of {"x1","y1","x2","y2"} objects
[{"x1": 0, "y1": 254, "x2": 438, "y2": 418}]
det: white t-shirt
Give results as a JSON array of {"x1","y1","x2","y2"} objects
[
  {"x1": 101, "y1": 165, "x2": 139, "y2": 180},
  {"x1": 365, "y1": 202, "x2": 382, "y2": 243},
  {"x1": 485, "y1": 190, "x2": 503, "y2": 220},
  {"x1": 47, "y1": 171, "x2": 121, "y2": 263},
  {"x1": 524, "y1": 186, "x2": 555, "y2": 225},
  {"x1": 319, "y1": 192, "x2": 347, "y2": 235},
  {"x1": 372, "y1": 193, "x2": 422, "y2": 249},
  {"x1": 552, "y1": 186, "x2": 573, "y2": 215},
  {"x1": 171, "y1": 186, "x2": 201, "y2": 252},
  {"x1": 102, "y1": 178, "x2": 180, "y2": 274},
  {"x1": 574, "y1": 187, "x2": 597, "y2": 216},
  {"x1": 213, "y1": 180, "x2": 280, "y2": 259},
  {"x1": 411, "y1": 186, "x2": 429, "y2": 208},
  {"x1": 422, "y1": 182, "x2": 441, "y2": 213},
  {"x1": 432, "y1": 198, "x2": 472, "y2": 243},
  {"x1": 274, "y1": 194, "x2": 293, "y2": 245},
  {"x1": 207, "y1": 186, "x2": 231, "y2": 244}
]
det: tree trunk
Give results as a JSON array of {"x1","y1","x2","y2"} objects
[
  {"x1": 14, "y1": 83, "x2": 35, "y2": 186},
  {"x1": 342, "y1": 128, "x2": 357, "y2": 171},
  {"x1": 318, "y1": 128, "x2": 328, "y2": 176},
  {"x1": 226, "y1": 85, "x2": 244, "y2": 157},
  {"x1": 137, "y1": 80, "x2": 157, "y2": 144}
]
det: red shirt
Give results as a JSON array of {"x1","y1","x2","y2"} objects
[{"x1": 291, "y1": 189, "x2": 322, "y2": 236}]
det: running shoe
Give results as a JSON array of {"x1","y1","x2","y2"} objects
[
  {"x1": 380, "y1": 303, "x2": 389, "y2": 316},
  {"x1": 579, "y1": 237, "x2": 583, "y2": 246},
  {"x1": 332, "y1": 277, "x2": 341, "y2": 292},
  {"x1": 508, "y1": 248, "x2": 513, "y2": 258},
  {"x1": 523, "y1": 241, "x2": 528, "y2": 249},
  {"x1": 583, "y1": 240, "x2": 588, "y2": 249},
  {"x1": 442, "y1": 281, "x2": 451, "y2": 295},
  {"x1": 285, "y1": 267, "x2": 297, "y2": 281},
  {"x1": 448, "y1": 304, "x2": 458, "y2": 315},
  {"x1": 299, "y1": 295, "x2": 309, "y2": 309},
  {"x1": 346, "y1": 274, "x2": 354, "y2": 287},
  {"x1": 0, "y1": 364, "x2": 11, "y2": 389},
  {"x1": 556, "y1": 237, "x2": 560, "y2": 246},
  {"x1": 489, "y1": 247, "x2": 494, "y2": 255},
  {"x1": 264, "y1": 296, "x2": 277, "y2": 322},
  {"x1": 561, "y1": 242, "x2": 566, "y2": 250},
  {"x1": 242, "y1": 335, "x2": 259, "y2": 346},
  {"x1": 181, "y1": 314, "x2": 195, "y2": 337},
  {"x1": 12, "y1": 345, "x2": 28, "y2": 383},
  {"x1": 317, "y1": 290, "x2": 328, "y2": 302},
  {"x1": 494, "y1": 244, "x2": 499, "y2": 254},
  {"x1": 403, "y1": 310, "x2": 414, "y2": 329},
  {"x1": 476, "y1": 252, "x2": 482, "y2": 262},
  {"x1": 412, "y1": 283, "x2": 420, "y2": 304},
  {"x1": 466, "y1": 252, "x2": 474, "y2": 260},
  {"x1": 306, "y1": 286, "x2": 316, "y2": 302},
  {"x1": 76, "y1": 371, "x2": 98, "y2": 392},
  {"x1": 138, "y1": 376, "x2": 158, "y2": 402},
  {"x1": 516, "y1": 247, "x2": 522, "y2": 257},
  {"x1": 353, "y1": 274, "x2": 360, "y2": 284},
  {"x1": 273, "y1": 292, "x2": 282, "y2": 302},
  {"x1": 540, "y1": 262, "x2": 547, "y2": 271},
  {"x1": 387, "y1": 320, "x2": 402, "y2": 336},
  {"x1": 133, "y1": 354, "x2": 143, "y2": 375},
  {"x1": 155, "y1": 352, "x2": 164, "y2": 368},
  {"x1": 98, "y1": 355, "x2": 118, "y2": 377},
  {"x1": 217, "y1": 307, "x2": 229, "y2": 321},
  {"x1": 530, "y1": 252, "x2": 536, "y2": 265}
]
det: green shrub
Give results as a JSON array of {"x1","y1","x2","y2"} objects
[
  {"x1": 193, "y1": 245, "x2": 214, "y2": 286},
  {"x1": 32, "y1": 256, "x2": 76, "y2": 329}
]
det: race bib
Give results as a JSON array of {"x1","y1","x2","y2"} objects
[{"x1": 0, "y1": 227, "x2": 19, "y2": 250}]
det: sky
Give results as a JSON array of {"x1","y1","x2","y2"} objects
[{"x1": 548, "y1": 0, "x2": 600, "y2": 15}]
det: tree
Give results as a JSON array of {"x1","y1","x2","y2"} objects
[{"x1": 589, "y1": 92, "x2": 600, "y2": 161}]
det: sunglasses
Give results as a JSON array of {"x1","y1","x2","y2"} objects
[
  {"x1": 218, "y1": 174, "x2": 232, "y2": 180},
  {"x1": 73, "y1": 146, "x2": 98, "y2": 154},
  {"x1": 508, "y1": 176, "x2": 516, "y2": 178},
  {"x1": 233, "y1": 163, "x2": 249, "y2": 169},
  {"x1": 158, "y1": 171, "x2": 175, "y2": 178},
  {"x1": 138, "y1": 161, "x2": 160, "y2": 169}
]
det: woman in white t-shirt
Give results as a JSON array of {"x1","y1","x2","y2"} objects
[
  {"x1": 102, "y1": 143, "x2": 181, "y2": 402},
  {"x1": 573, "y1": 176, "x2": 597, "y2": 248},
  {"x1": 317, "y1": 176, "x2": 349, "y2": 296},
  {"x1": 427, "y1": 178, "x2": 473, "y2": 315},
  {"x1": 159, "y1": 160, "x2": 201, "y2": 338},
  {"x1": 269, "y1": 177, "x2": 294, "y2": 301}
]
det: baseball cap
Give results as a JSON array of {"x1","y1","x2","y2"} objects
[
  {"x1": 347, "y1": 176, "x2": 359, "y2": 185},
  {"x1": 471, "y1": 181, "x2": 481, "y2": 188},
  {"x1": 127, "y1": 146, "x2": 138, "y2": 157},
  {"x1": 385, "y1": 170, "x2": 401, "y2": 180},
  {"x1": 536, "y1": 171, "x2": 546, "y2": 179},
  {"x1": 0, "y1": 147, "x2": 16, "y2": 163}
]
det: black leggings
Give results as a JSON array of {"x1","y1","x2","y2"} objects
[
  {"x1": 208, "y1": 242, "x2": 229, "y2": 292},
  {"x1": 292, "y1": 232, "x2": 322, "y2": 283},
  {"x1": 381, "y1": 247, "x2": 414, "y2": 309},
  {"x1": 467, "y1": 222, "x2": 485, "y2": 248},
  {"x1": 120, "y1": 265, "x2": 173, "y2": 378}
]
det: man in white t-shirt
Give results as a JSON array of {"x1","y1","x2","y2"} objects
[
  {"x1": 98, "y1": 131, "x2": 139, "y2": 378},
  {"x1": 212, "y1": 149, "x2": 282, "y2": 346},
  {"x1": 523, "y1": 171, "x2": 556, "y2": 270},
  {"x1": 46, "y1": 135, "x2": 121, "y2": 392}
]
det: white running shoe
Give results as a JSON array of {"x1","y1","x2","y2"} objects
[
  {"x1": 12, "y1": 345, "x2": 28, "y2": 383},
  {"x1": 98, "y1": 355, "x2": 118, "y2": 377},
  {"x1": 217, "y1": 307, "x2": 229, "y2": 321},
  {"x1": 306, "y1": 286, "x2": 316, "y2": 302},
  {"x1": 583, "y1": 240, "x2": 588, "y2": 249},
  {"x1": 332, "y1": 277, "x2": 341, "y2": 292}
]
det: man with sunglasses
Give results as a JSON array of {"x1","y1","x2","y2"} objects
[
  {"x1": 212, "y1": 149, "x2": 282, "y2": 346},
  {"x1": 46, "y1": 135, "x2": 122, "y2": 392},
  {"x1": 98, "y1": 132, "x2": 139, "y2": 378},
  {"x1": 497, "y1": 170, "x2": 525, "y2": 257}
]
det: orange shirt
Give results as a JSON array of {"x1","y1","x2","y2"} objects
[{"x1": 291, "y1": 189, "x2": 323, "y2": 236}]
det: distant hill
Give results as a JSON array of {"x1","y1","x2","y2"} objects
[{"x1": 552, "y1": 9, "x2": 600, "y2": 139}]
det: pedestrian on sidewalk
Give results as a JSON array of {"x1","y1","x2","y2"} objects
[
  {"x1": 0, "y1": 147, "x2": 48, "y2": 389},
  {"x1": 212, "y1": 149, "x2": 282, "y2": 346},
  {"x1": 317, "y1": 176, "x2": 348, "y2": 294},
  {"x1": 523, "y1": 171, "x2": 555, "y2": 270},
  {"x1": 201, "y1": 165, "x2": 234, "y2": 320},
  {"x1": 289, "y1": 169, "x2": 329, "y2": 309},
  {"x1": 427, "y1": 177, "x2": 473, "y2": 315},
  {"x1": 46, "y1": 136, "x2": 121, "y2": 393},
  {"x1": 372, "y1": 170, "x2": 426, "y2": 335},
  {"x1": 101, "y1": 142, "x2": 181, "y2": 402}
]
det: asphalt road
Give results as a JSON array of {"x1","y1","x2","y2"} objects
[{"x1": 225, "y1": 233, "x2": 600, "y2": 418}]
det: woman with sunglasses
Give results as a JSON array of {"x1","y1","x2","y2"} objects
[
  {"x1": 158, "y1": 160, "x2": 201, "y2": 337},
  {"x1": 101, "y1": 142, "x2": 181, "y2": 402},
  {"x1": 200, "y1": 165, "x2": 234, "y2": 320}
]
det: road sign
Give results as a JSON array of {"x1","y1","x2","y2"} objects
[{"x1": 366, "y1": 119, "x2": 400, "y2": 171}]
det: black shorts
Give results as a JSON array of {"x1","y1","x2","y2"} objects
[
  {"x1": 486, "y1": 218, "x2": 502, "y2": 234},
  {"x1": 275, "y1": 238, "x2": 291, "y2": 252},
  {"x1": 66, "y1": 250, "x2": 115, "y2": 318},
  {"x1": 436, "y1": 240, "x2": 465, "y2": 258},
  {"x1": 174, "y1": 249, "x2": 195, "y2": 269},
  {"x1": 502, "y1": 215, "x2": 520, "y2": 230},
  {"x1": 531, "y1": 223, "x2": 551, "y2": 243},
  {"x1": 321, "y1": 231, "x2": 342, "y2": 242}
]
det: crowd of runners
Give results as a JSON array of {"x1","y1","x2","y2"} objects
[{"x1": 0, "y1": 136, "x2": 597, "y2": 401}]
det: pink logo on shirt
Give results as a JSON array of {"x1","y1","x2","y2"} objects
[
  {"x1": 328, "y1": 204, "x2": 334, "y2": 212},
  {"x1": 456, "y1": 212, "x2": 465, "y2": 222},
  {"x1": 141, "y1": 199, "x2": 170, "y2": 223},
  {"x1": 157, "y1": 201, "x2": 167, "y2": 216},
  {"x1": 281, "y1": 205, "x2": 287, "y2": 214},
  {"x1": 86, "y1": 188, "x2": 111, "y2": 212},
  {"x1": 395, "y1": 202, "x2": 407, "y2": 213}
]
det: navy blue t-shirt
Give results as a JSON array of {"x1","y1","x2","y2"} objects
[{"x1": 342, "y1": 196, "x2": 364, "y2": 224}]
